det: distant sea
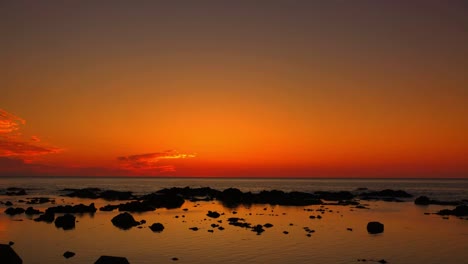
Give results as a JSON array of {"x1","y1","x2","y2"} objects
[{"x1": 1, "y1": 177, "x2": 467, "y2": 201}]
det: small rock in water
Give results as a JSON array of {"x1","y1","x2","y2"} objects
[
  {"x1": 367, "y1": 221, "x2": 384, "y2": 234},
  {"x1": 347, "y1": 228, "x2": 353, "y2": 231},
  {"x1": 149, "y1": 223, "x2": 164, "y2": 232},
  {"x1": 63, "y1": 251, "x2": 75, "y2": 259},
  {"x1": 172, "y1": 257, "x2": 179, "y2": 261},
  {"x1": 189, "y1": 227, "x2": 199, "y2": 231},
  {"x1": 8, "y1": 241, "x2": 14, "y2": 246},
  {"x1": 95, "y1": 255, "x2": 130, "y2": 264},
  {"x1": 378, "y1": 259, "x2": 387, "y2": 264},
  {"x1": 283, "y1": 231, "x2": 289, "y2": 234},
  {"x1": 55, "y1": 214, "x2": 76, "y2": 230}
]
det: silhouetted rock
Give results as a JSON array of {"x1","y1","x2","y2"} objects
[
  {"x1": 55, "y1": 214, "x2": 76, "y2": 230},
  {"x1": 94, "y1": 256, "x2": 130, "y2": 264},
  {"x1": 437, "y1": 205, "x2": 468, "y2": 217},
  {"x1": 64, "y1": 188, "x2": 100, "y2": 199},
  {"x1": 46, "y1": 203, "x2": 97, "y2": 214},
  {"x1": 0, "y1": 244, "x2": 22, "y2": 264},
  {"x1": 25, "y1": 207, "x2": 42, "y2": 215},
  {"x1": 118, "y1": 201, "x2": 155, "y2": 212},
  {"x1": 100, "y1": 204, "x2": 120, "y2": 211},
  {"x1": 26, "y1": 197, "x2": 53, "y2": 204},
  {"x1": 252, "y1": 224, "x2": 265, "y2": 234},
  {"x1": 149, "y1": 223, "x2": 164, "y2": 232},
  {"x1": 111, "y1": 212, "x2": 140, "y2": 229},
  {"x1": 5, "y1": 207, "x2": 25, "y2": 216},
  {"x1": 189, "y1": 227, "x2": 199, "y2": 231},
  {"x1": 63, "y1": 251, "x2": 75, "y2": 259},
  {"x1": 157, "y1": 187, "x2": 220, "y2": 201},
  {"x1": 8, "y1": 241, "x2": 14, "y2": 246},
  {"x1": 34, "y1": 212, "x2": 55, "y2": 222},
  {"x1": 263, "y1": 223, "x2": 273, "y2": 228},
  {"x1": 206, "y1": 211, "x2": 220, "y2": 218},
  {"x1": 217, "y1": 188, "x2": 245, "y2": 206},
  {"x1": 5, "y1": 201, "x2": 13, "y2": 206},
  {"x1": 367, "y1": 222, "x2": 384, "y2": 234},
  {"x1": 415, "y1": 196, "x2": 460, "y2": 206},
  {"x1": 6, "y1": 188, "x2": 27, "y2": 196},
  {"x1": 139, "y1": 193, "x2": 185, "y2": 209}
]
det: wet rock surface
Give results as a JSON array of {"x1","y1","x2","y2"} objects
[
  {"x1": 0, "y1": 244, "x2": 22, "y2": 264},
  {"x1": 111, "y1": 212, "x2": 141, "y2": 229},
  {"x1": 149, "y1": 223, "x2": 165, "y2": 232},
  {"x1": 55, "y1": 214, "x2": 76, "y2": 230},
  {"x1": 367, "y1": 221, "x2": 384, "y2": 234},
  {"x1": 94, "y1": 255, "x2": 130, "y2": 264},
  {"x1": 437, "y1": 205, "x2": 468, "y2": 217}
]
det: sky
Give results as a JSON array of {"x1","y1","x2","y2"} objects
[{"x1": 1, "y1": 1, "x2": 467, "y2": 177}]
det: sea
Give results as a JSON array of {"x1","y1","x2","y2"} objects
[
  {"x1": 0, "y1": 177, "x2": 467, "y2": 264},
  {"x1": 1, "y1": 177, "x2": 467, "y2": 201}
]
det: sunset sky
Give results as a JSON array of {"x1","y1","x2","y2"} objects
[{"x1": 1, "y1": 1, "x2": 467, "y2": 177}]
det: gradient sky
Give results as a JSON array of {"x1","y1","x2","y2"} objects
[{"x1": 1, "y1": 1, "x2": 467, "y2": 177}]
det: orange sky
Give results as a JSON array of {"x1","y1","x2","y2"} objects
[{"x1": 1, "y1": 1, "x2": 467, "y2": 177}]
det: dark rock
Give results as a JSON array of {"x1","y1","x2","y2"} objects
[
  {"x1": 63, "y1": 251, "x2": 75, "y2": 259},
  {"x1": 189, "y1": 227, "x2": 199, "y2": 231},
  {"x1": 5, "y1": 207, "x2": 25, "y2": 216},
  {"x1": 139, "y1": 192, "x2": 185, "y2": 209},
  {"x1": 8, "y1": 241, "x2": 14, "y2": 246},
  {"x1": 206, "y1": 211, "x2": 220, "y2": 218},
  {"x1": 263, "y1": 223, "x2": 273, "y2": 228},
  {"x1": 55, "y1": 214, "x2": 76, "y2": 230},
  {"x1": 100, "y1": 204, "x2": 120, "y2": 212},
  {"x1": 94, "y1": 256, "x2": 130, "y2": 264},
  {"x1": 149, "y1": 223, "x2": 164, "y2": 232},
  {"x1": 414, "y1": 196, "x2": 430, "y2": 205},
  {"x1": 46, "y1": 203, "x2": 97, "y2": 214},
  {"x1": 172, "y1": 257, "x2": 179, "y2": 261},
  {"x1": 100, "y1": 190, "x2": 133, "y2": 201},
  {"x1": 367, "y1": 221, "x2": 384, "y2": 234},
  {"x1": 252, "y1": 225, "x2": 265, "y2": 234},
  {"x1": 283, "y1": 231, "x2": 289, "y2": 234},
  {"x1": 34, "y1": 212, "x2": 55, "y2": 223},
  {"x1": 26, "y1": 197, "x2": 53, "y2": 204},
  {"x1": 111, "y1": 212, "x2": 140, "y2": 229},
  {"x1": 118, "y1": 201, "x2": 155, "y2": 212},
  {"x1": 0, "y1": 244, "x2": 22, "y2": 264},
  {"x1": 25, "y1": 207, "x2": 42, "y2": 215},
  {"x1": 437, "y1": 205, "x2": 468, "y2": 217},
  {"x1": 6, "y1": 189, "x2": 27, "y2": 196},
  {"x1": 378, "y1": 260, "x2": 387, "y2": 264},
  {"x1": 347, "y1": 228, "x2": 353, "y2": 231},
  {"x1": 5, "y1": 201, "x2": 13, "y2": 206}
]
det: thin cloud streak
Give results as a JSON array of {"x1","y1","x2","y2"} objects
[{"x1": 117, "y1": 150, "x2": 196, "y2": 174}]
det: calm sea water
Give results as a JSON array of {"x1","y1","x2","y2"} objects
[
  {"x1": 1, "y1": 177, "x2": 467, "y2": 264},
  {"x1": 0, "y1": 177, "x2": 467, "y2": 201}
]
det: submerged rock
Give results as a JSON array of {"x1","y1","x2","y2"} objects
[
  {"x1": 55, "y1": 214, "x2": 76, "y2": 230},
  {"x1": 367, "y1": 222, "x2": 384, "y2": 234},
  {"x1": 0, "y1": 244, "x2": 22, "y2": 264},
  {"x1": 46, "y1": 203, "x2": 97, "y2": 214},
  {"x1": 111, "y1": 212, "x2": 140, "y2": 229},
  {"x1": 94, "y1": 256, "x2": 130, "y2": 264}
]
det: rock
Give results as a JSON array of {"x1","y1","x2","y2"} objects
[
  {"x1": 189, "y1": 227, "x2": 199, "y2": 231},
  {"x1": 64, "y1": 188, "x2": 100, "y2": 199},
  {"x1": 315, "y1": 191, "x2": 354, "y2": 201},
  {"x1": 111, "y1": 212, "x2": 140, "y2": 229},
  {"x1": 46, "y1": 203, "x2": 97, "y2": 214},
  {"x1": 206, "y1": 211, "x2": 220, "y2": 218},
  {"x1": 34, "y1": 212, "x2": 55, "y2": 223},
  {"x1": 0, "y1": 244, "x2": 22, "y2": 264},
  {"x1": 94, "y1": 256, "x2": 130, "y2": 264},
  {"x1": 367, "y1": 222, "x2": 384, "y2": 234},
  {"x1": 6, "y1": 189, "x2": 27, "y2": 196},
  {"x1": 5, "y1": 201, "x2": 13, "y2": 206},
  {"x1": 437, "y1": 205, "x2": 468, "y2": 217},
  {"x1": 63, "y1": 251, "x2": 75, "y2": 259},
  {"x1": 139, "y1": 193, "x2": 185, "y2": 209},
  {"x1": 414, "y1": 196, "x2": 430, "y2": 205},
  {"x1": 100, "y1": 205, "x2": 120, "y2": 212},
  {"x1": 118, "y1": 201, "x2": 155, "y2": 212},
  {"x1": 263, "y1": 223, "x2": 273, "y2": 228},
  {"x1": 283, "y1": 231, "x2": 289, "y2": 234},
  {"x1": 149, "y1": 223, "x2": 164, "y2": 232},
  {"x1": 26, "y1": 197, "x2": 54, "y2": 204},
  {"x1": 378, "y1": 259, "x2": 387, "y2": 264},
  {"x1": 172, "y1": 257, "x2": 179, "y2": 261},
  {"x1": 8, "y1": 241, "x2": 14, "y2": 246},
  {"x1": 252, "y1": 225, "x2": 265, "y2": 234},
  {"x1": 25, "y1": 207, "x2": 42, "y2": 215},
  {"x1": 347, "y1": 228, "x2": 353, "y2": 231},
  {"x1": 4, "y1": 207, "x2": 25, "y2": 216},
  {"x1": 55, "y1": 214, "x2": 76, "y2": 230}
]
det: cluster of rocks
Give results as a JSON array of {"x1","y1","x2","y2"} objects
[
  {"x1": 436, "y1": 205, "x2": 468, "y2": 217},
  {"x1": 4, "y1": 187, "x2": 27, "y2": 196},
  {"x1": 62, "y1": 188, "x2": 134, "y2": 200},
  {"x1": 414, "y1": 196, "x2": 461, "y2": 206}
]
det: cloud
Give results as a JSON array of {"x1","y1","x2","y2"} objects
[
  {"x1": 117, "y1": 150, "x2": 195, "y2": 174},
  {"x1": 0, "y1": 109, "x2": 25, "y2": 134},
  {"x1": 0, "y1": 108, "x2": 62, "y2": 160}
]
